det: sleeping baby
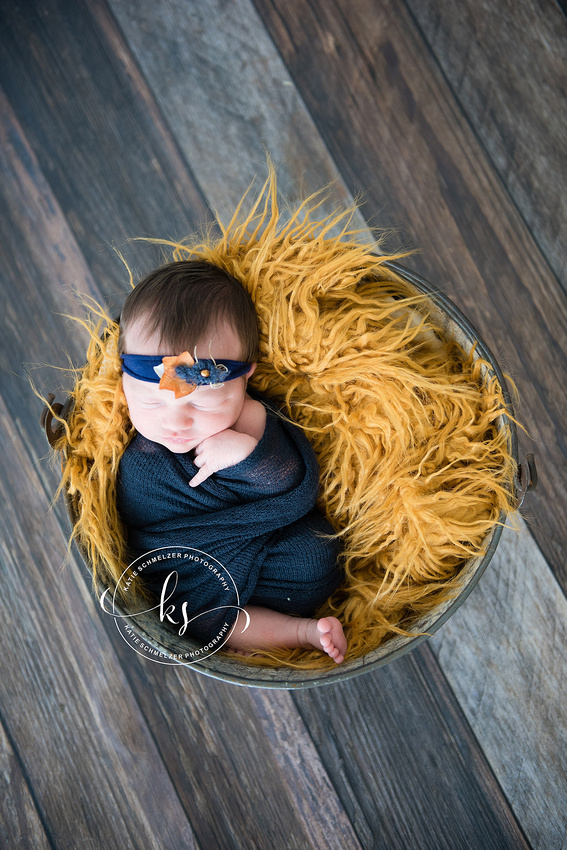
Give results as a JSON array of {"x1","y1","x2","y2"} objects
[{"x1": 116, "y1": 258, "x2": 347, "y2": 662}]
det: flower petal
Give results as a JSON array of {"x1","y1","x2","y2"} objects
[{"x1": 159, "y1": 351, "x2": 196, "y2": 397}]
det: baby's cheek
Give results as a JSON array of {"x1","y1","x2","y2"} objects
[
  {"x1": 209, "y1": 412, "x2": 231, "y2": 434},
  {"x1": 126, "y1": 404, "x2": 143, "y2": 431},
  {"x1": 133, "y1": 406, "x2": 159, "y2": 435},
  {"x1": 207, "y1": 409, "x2": 235, "y2": 437}
]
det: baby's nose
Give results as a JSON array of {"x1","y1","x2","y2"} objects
[{"x1": 164, "y1": 406, "x2": 193, "y2": 431}]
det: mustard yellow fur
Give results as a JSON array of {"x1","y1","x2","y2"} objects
[{"x1": 49, "y1": 170, "x2": 518, "y2": 669}]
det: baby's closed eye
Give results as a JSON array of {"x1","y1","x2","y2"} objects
[{"x1": 191, "y1": 400, "x2": 226, "y2": 411}]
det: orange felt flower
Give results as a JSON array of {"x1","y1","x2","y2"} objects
[{"x1": 159, "y1": 351, "x2": 196, "y2": 398}]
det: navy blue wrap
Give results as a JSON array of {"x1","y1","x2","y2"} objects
[{"x1": 116, "y1": 394, "x2": 343, "y2": 644}]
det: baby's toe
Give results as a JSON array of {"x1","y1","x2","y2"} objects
[{"x1": 317, "y1": 617, "x2": 333, "y2": 636}]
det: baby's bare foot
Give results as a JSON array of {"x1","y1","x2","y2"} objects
[{"x1": 306, "y1": 617, "x2": 347, "y2": 664}]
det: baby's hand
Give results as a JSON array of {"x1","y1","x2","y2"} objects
[{"x1": 189, "y1": 429, "x2": 258, "y2": 487}]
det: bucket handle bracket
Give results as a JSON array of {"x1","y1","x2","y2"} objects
[
  {"x1": 515, "y1": 453, "x2": 538, "y2": 508},
  {"x1": 40, "y1": 393, "x2": 72, "y2": 448}
]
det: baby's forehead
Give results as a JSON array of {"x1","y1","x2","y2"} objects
[
  {"x1": 123, "y1": 316, "x2": 243, "y2": 360},
  {"x1": 122, "y1": 317, "x2": 165, "y2": 355}
]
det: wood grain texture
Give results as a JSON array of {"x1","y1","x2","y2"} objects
[
  {"x1": 251, "y1": 0, "x2": 567, "y2": 591},
  {"x1": 429, "y1": 520, "x2": 567, "y2": 850},
  {"x1": 103, "y1": 634, "x2": 362, "y2": 850},
  {"x1": 0, "y1": 396, "x2": 197, "y2": 849},
  {"x1": 405, "y1": 0, "x2": 567, "y2": 291},
  {"x1": 0, "y1": 721, "x2": 51, "y2": 850},
  {"x1": 107, "y1": 0, "x2": 353, "y2": 220},
  {"x1": 0, "y1": 84, "x2": 98, "y2": 400},
  {"x1": 249, "y1": 689, "x2": 363, "y2": 848},
  {"x1": 0, "y1": 0, "x2": 211, "y2": 316},
  {"x1": 0, "y1": 8, "x2": 361, "y2": 847},
  {"x1": 291, "y1": 650, "x2": 530, "y2": 850}
]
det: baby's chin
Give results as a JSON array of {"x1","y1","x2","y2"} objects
[{"x1": 163, "y1": 441, "x2": 196, "y2": 454}]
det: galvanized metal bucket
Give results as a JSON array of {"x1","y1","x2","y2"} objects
[{"x1": 42, "y1": 262, "x2": 536, "y2": 688}]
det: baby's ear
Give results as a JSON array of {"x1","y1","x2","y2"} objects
[{"x1": 245, "y1": 363, "x2": 257, "y2": 379}]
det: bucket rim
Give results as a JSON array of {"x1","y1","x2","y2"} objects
[{"x1": 53, "y1": 262, "x2": 518, "y2": 688}]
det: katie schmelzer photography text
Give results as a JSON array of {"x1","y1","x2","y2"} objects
[{"x1": 100, "y1": 546, "x2": 245, "y2": 665}]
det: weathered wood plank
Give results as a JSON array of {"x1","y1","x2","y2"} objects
[
  {"x1": 105, "y1": 634, "x2": 363, "y2": 850},
  {"x1": 0, "y1": 83, "x2": 97, "y2": 384},
  {"x1": 0, "y1": 721, "x2": 51, "y2": 850},
  {"x1": 106, "y1": 1, "x2": 551, "y2": 846},
  {"x1": 250, "y1": 0, "x2": 567, "y2": 591},
  {"x1": 405, "y1": 0, "x2": 567, "y2": 291},
  {"x1": 430, "y1": 520, "x2": 567, "y2": 850},
  {"x1": 0, "y1": 396, "x2": 198, "y2": 849},
  {"x1": 106, "y1": 0, "x2": 352, "y2": 219},
  {"x1": 249, "y1": 689, "x2": 364, "y2": 848},
  {"x1": 0, "y1": 0, "x2": 211, "y2": 316},
  {"x1": 0, "y1": 13, "x2": 361, "y2": 848},
  {"x1": 291, "y1": 650, "x2": 531, "y2": 850}
]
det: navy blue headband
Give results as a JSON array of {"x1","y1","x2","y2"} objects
[{"x1": 121, "y1": 352, "x2": 251, "y2": 397}]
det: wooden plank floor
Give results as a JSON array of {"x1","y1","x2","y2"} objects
[{"x1": 0, "y1": 1, "x2": 565, "y2": 847}]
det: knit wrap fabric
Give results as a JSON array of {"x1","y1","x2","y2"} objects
[{"x1": 116, "y1": 394, "x2": 343, "y2": 643}]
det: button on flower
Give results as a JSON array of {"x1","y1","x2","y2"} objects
[{"x1": 156, "y1": 351, "x2": 231, "y2": 397}]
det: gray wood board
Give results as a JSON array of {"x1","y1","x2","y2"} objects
[
  {"x1": 105, "y1": 631, "x2": 362, "y2": 850},
  {"x1": 0, "y1": 396, "x2": 198, "y2": 849},
  {"x1": 0, "y1": 64, "x2": 358, "y2": 848},
  {"x1": 430, "y1": 521, "x2": 567, "y2": 850},
  {"x1": 291, "y1": 647, "x2": 530, "y2": 850},
  {"x1": 0, "y1": 720, "x2": 51, "y2": 850},
  {"x1": 107, "y1": 0, "x2": 353, "y2": 219},
  {"x1": 250, "y1": 0, "x2": 567, "y2": 595},
  {"x1": 405, "y1": 0, "x2": 567, "y2": 291},
  {"x1": 0, "y1": 0, "x2": 212, "y2": 319}
]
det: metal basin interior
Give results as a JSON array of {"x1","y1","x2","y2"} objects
[{"x1": 75, "y1": 262, "x2": 517, "y2": 689}]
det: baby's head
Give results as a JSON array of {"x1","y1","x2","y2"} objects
[{"x1": 118, "y1": 260, "x2": 259, "y2": 453}]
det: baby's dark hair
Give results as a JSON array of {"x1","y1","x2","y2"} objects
[{"x1": 118, "y1": 259, "x2": 259, "y2": 360}]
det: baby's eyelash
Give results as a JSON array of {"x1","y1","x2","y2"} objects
[{"x1": 140, "y1": 398, "x2": 224, "y2": 410}]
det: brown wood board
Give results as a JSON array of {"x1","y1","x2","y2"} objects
[
  {"x1": 0, "y1": 720, "x2": 52, "y2": 850},
  {"x1": 0, "y1": 395, "x2": 198, "y2": 849},
  {"x1": 0, "y1": 32, "x2": 358, "y2": 849},
  {"x1": 0, "y1": 0, "x2": 560, "y2": 845},
  {"x1": 405, "y1": 0, "x2": 567, "y2": 291},
  {"x1": 251, "y1": 0, "x2": 567, "y2": 590},
  {"x1": 291, "y1": 646, "x2": 530, "y2": 850}
]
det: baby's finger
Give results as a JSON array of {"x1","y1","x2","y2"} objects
[{"x1": 188, "y1": 464, "x2": 213, "y2": 488}]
